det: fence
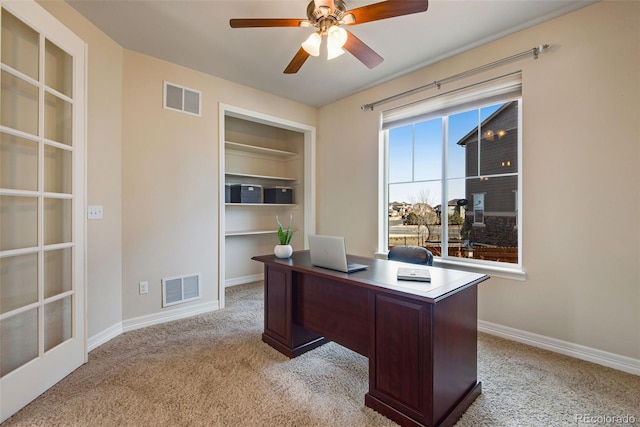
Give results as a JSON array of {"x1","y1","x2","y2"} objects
[{"x1": 420, "y1": 245, "x2": 518, "y2": 264}]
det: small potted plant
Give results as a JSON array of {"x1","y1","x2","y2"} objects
[{"x1": 274, "y1": 214, "x2": 294, "y2": 258}]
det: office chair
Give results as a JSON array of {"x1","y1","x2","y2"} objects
[{"x1": 388, "y1": 245, "x2": 434, "y2": 266}]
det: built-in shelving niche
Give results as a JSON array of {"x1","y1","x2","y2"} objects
[{"x1": 218, "y1": 104, "x2": 316, "y2": 307}]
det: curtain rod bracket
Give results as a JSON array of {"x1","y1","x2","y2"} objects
[{"x1": 533, "y1": 44, "x2": 549, "y2": 59}]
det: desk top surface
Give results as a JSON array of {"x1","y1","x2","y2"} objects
[{"x1": 252, "y1": 250, "x2": 489, "y2": 303}]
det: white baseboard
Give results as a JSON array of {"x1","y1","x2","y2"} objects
[
  {"x1": 88, "y1": 322, "x2": 123, "y2": 352},
  {"x1": 478, "y1": 320, "x2": 640, "y2": 376},
  {"x1": 122, "y1": 300, "x2": 220, "y2": 333},
  {"x1": 88, "y1": 301, "x2": 220, "y2": 352},
  {"x1": 225, "y1": 273, "x2": 263, "y2": 288}
]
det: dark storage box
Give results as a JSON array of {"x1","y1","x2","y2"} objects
[
  {"x1": 230, "y1": 184, "x2": 262, "y2": 203},
  {"x1": 224, "y1": 185, "x2": 231, "y2": 203},
  {"x1": 264, "y1": 186, "x2": 293, "y2": 204}
]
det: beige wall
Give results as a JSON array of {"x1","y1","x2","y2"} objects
[
  {"x1": 38, "y1": 0, "x2": 638, "y2": 362},
  {"x1": 318, "y1": 1, "x2": 640, "y2": 359},
  {"x1": 121, "y1": 51, "x2": 317, "y2": 319},
  {"x1": 37, "y1": 1, "x2": 124, "y2": 339}
]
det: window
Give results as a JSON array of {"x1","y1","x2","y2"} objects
[
  {"x1": 381, "y1": 73, "x2": 522, "y2": 270},
  {"x1": 473, "y1": 193, "x2": 485, "y2": 225}
]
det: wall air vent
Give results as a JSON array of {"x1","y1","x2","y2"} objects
[
  {"x1": 162, "y1": 273, "x2": 201, "y2": 307},
  {"x1": 163, "y1": 81, "x2": 201, "y2": 116}
]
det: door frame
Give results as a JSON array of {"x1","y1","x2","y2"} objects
[{"x1": 217, "y1": 104, "x2": 316, "y2": 308}]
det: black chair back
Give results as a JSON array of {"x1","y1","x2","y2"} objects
[{"x1": 388, "y1": 246, "x2": 434, "y2": 266}]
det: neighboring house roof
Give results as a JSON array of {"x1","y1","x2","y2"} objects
[
  {"x1": 456, "y1": 101, "x2": 516, "y2": 146},
  {"x1": 434, "y1": 199, "x2": 466, "y2": 211}
]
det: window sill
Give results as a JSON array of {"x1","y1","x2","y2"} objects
[
  {"x1": 375, "y1": 251, "x2": 526, "y2": 281},
  {"x1": 433, "y1": 258, "x2": 527, "y2": 281}
]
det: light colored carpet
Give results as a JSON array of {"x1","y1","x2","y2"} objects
[{"x1": 3, "y1": 282, "x2": 639, "y2": 426}]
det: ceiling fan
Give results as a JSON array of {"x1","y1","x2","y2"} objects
[{"x1": 230, "y1": 0, "x2": 429, "y2": 74}]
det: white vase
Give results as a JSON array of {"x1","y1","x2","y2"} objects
[{"x1": 274, "y1": 244, "x2": 293, "y2": 258}]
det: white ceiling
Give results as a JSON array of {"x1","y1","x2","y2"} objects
[{"x1": 66, "y1": 0, "x2": 595, "y2": 107}]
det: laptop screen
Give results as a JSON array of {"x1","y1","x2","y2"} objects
[{"x1": 307, "y1": 235, "x2": 368, "y2": 273}]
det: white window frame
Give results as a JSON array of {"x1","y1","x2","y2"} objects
[{"x1": 378, "y1": 73, "x2": 525, "y2": 280}]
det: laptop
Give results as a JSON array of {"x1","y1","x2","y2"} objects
[{"x1": 307, "y1": 234, "x2": 368, "y2": 273}]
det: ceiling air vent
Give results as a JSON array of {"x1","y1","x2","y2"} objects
[
  {"x1": 163, "y1": 81, "x2": 201, "y2": 116},
  {"x1": 162, "y1": 273, "x2": 201, "y2": 307}
]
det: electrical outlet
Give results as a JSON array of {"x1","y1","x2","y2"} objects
[{"x1": 139, "y1": 281, "x2": 149, "y2": 295}]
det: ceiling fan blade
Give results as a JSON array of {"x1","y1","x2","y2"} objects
[
  {"x1": 284, "y1": 48, "x2": 311, "y2": 74},
  {"x1": 343, "y1": 30, "x2": 384, "y2": 69},
  {"x1": 230, "y1": 18, "x2": 304, "y2": 28},
  {"x1": 346, "y1": 0, "x2": 429, "y2": 25}
]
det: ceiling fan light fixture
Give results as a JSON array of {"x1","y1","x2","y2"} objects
[
  {"x1": 340, "y1": 13, "x2": 355, "y2": 25},
  {"x1": 314, "y1": 0, "x2": 335, "y2": 15},
  {"x1": 327, "y1": 25, "x2": 348, "y2": 48},
  {"x1": 318, "y1": 5, "x2": 331, "y2": 17},
  {"x1": 302, "y1": 32, "x2": 322, "y2": 56},
  {"x1": 327, "y1": 44, "x2": 345, "y2": 60}
]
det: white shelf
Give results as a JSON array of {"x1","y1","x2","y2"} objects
[
  {"x1": 225, "y1": 141, "x2": 297, "y2": 158},
  {"x1": 225, "y1": 172, "x2": 297, "y2": 182},
  {"x1": 225, "y1": 203, "x2": 297, "y2": 207},
  {"x1": 225, "y1": 229, "x2": 277, "y2": 237},
  {"x1": 226, "y1": 228, "x2": 299, "y2": 237}
]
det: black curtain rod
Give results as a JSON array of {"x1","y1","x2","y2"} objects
[{"x1": 361, "y1": 44, "x2": 550, "y2": 111}]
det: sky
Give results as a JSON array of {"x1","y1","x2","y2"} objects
[{"x1": 388, "y1": 103, "x2": 502, "y2": 206}]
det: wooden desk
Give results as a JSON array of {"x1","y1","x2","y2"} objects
[{"x1": 252, "y1": 251, "x2": 489, "y2": 427}]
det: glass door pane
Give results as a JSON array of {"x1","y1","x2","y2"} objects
[
  {"x1": 44, "y1": 145, "x2": 72, "y2": 194},
  {"x1": 43, "y1": 198, "x2": 72, "y2": 245},
  {"x1": 0, "y1": 253, "x2": 38, "y2": 314},
  {"x1": 45, "y1": 39, "x2": 72, "y2": 97},
  {"x1": 1, "y1": 9, "x2": 39, "y2": 80},
  {"x1": 0, "y1": 309, "x2": 38, "y2": 377},
  {"x1": 1, "y1": 70, "x2": 39, "y2": 136},
  {"x1": 44, "y1": 92, "x2": 72, "y2": 145},
  {"x1": 44, "y1": 296, "x2": 72, "y2": 352},
  {"x1": 0, "y1": 132, "x2": 38, "y2": 191},
  {"x1": 0, "y1": 195, "x2": 38, "y2": 251},
  {"x1": 44, "y1": 248, "x2": 71, "y2": 298}
]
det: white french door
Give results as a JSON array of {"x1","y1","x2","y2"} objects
[{"x1": 0, "y1": 1, "x2": 86, "y2": 422}]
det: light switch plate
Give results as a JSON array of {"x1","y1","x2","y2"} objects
[
  {"x1": 139, "y1": 281, "x2": 149, "y2": 295},
  {"x1": 87, "y1": 205, "x2": 103, "y2": 219}
]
